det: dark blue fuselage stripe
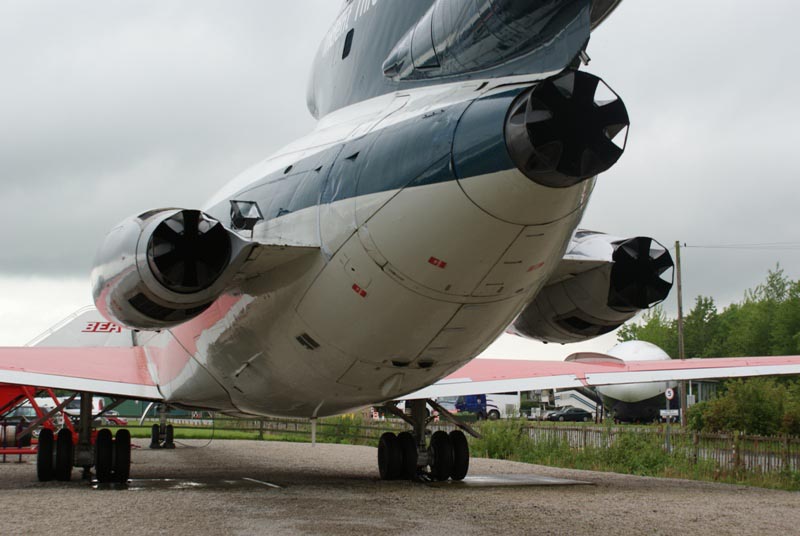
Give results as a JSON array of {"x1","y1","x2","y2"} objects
[{"x1": 207, "y1": 91, "x2": 525, "y2": 227}]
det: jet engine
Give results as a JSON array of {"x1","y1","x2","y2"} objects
[
  {"x1": 512, "y1": 233, "x2": 674, "y2": 344},
  {"x1": 91, "y1": 209, "x2": 252, "y2": 331}
]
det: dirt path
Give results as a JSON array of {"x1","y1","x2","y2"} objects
[{"x1": 0, "y1": 440, "x2": 796, "y2": 535}]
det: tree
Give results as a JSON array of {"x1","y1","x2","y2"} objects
[{"x1": 683, "y1": 296, "x2": 718, "y2": 358}]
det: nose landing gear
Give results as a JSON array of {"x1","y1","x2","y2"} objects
[{"x1": 379, "y1": 399, "x2": 478, "y2": 482}]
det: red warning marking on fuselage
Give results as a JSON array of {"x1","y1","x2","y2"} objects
[
  {"x1": 82, "y1": 322, "x2": 123, "y2": 333},
  {"x1": 527, "y1": 262, "x2": 545, "y2": 273},
  {"x1": 352, "y1": 284, "x2": 367, "y2": 298},
  {"x1": 428, "y1": 257, "x2": 448, "y2": 269}
]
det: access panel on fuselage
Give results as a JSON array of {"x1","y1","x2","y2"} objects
[{"x1": 296, "y1": 233, "x2": 460, "y2": 367}]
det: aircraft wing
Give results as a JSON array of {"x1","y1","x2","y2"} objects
[
  {"x1": 0, "y1": 309, "x2": 163, "y2": 401},
  {"x1": 406, "y1": 354, "x2": 800, "y2": 399}
]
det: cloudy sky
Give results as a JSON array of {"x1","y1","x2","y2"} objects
[{"x1": 1, "y1": 1, "x2": 798, "y2": 360}]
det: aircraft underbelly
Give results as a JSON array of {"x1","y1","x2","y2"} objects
[{"x1": 279, "y1": 177, "x2": 588, "y2": 416}]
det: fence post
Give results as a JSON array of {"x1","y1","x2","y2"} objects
[
  {"x1": 258, "y1": 419, "x2": 264, "y2": 441},
  {"x1": 692, "y1": 431, "x2": 699, "y2": 464},
  {"x1": 733, "y1": 432, "x2": 742, "y2": 473},
  {"x1": 782, "y1": 435, "x2": 790, "y2": 472}
]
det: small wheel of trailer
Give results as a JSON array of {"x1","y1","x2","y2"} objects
[
  {"x1": 449, "y1": 430, "x2": 470, "y2": 481},
  {"x1": 95, "y1": 429, "x2": 114, "y2": 483},
  {"x1": 429, "y1": 430, "x2": 453, "y2": 482},
  {"x1": 36, "y1": 428, "x2": 55, "y2": 482},
  {"x1": 54, "y1": 429, "x2": 74, "y2": 482},
  {"x1": 397, "y1": 431, "x2": 418, "y2": 480},
  {"x1": 114, "y1": 429, "x2": 131, "y2": 483},
  {"x1": 377, "y1": 432, "x2": 402, "y2": 480}
]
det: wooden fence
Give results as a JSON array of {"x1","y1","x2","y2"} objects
[
  {"x1": 147, "y1": 416, "x2": 800, "y2": 474},
  {"x1": 524, "y1": 424, "x2": 800, "y2": 473}
]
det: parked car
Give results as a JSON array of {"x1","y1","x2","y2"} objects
[
  {"x1": 0, "y1": 405, "x2": 38, "y2": 445},
  {"x1": 546, "y1": 407, "x2": 593, "y2": 422},
  {"x1": 456, "y1": 393, "x2": 520, "y2": 420},
  {"x1": 102, "y1": 411, "x2": 128, "y2": 427},
  {"x1": 2, "y1": 405, "x2": 39, "y2": 428}
]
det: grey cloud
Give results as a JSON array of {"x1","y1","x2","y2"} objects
[{"x1": 1, "y1": 0, "x2": 799, "y2": 313}]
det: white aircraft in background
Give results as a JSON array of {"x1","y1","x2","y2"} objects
[{"x1": 2, "y1": 0, "x2": 800, "y2": 485}]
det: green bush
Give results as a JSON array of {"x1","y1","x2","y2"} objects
[
  {"x1": 471, "y1": 420, "x2": 529, "y2": 460},
  {"x1": 600, "y1": 432, "x2": 669, "y2": 475},
  {"x1": 687, "y1": 378, "x2": 797, "y2": 435}
]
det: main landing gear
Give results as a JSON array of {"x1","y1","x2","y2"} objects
[
  {"x1": 36, "y1": 392, "x2": 131, "y2": 485},
  {"x1": 379, "y1": 399, "x2": 478, "y2": 482},
  {"x1": 149, "y1": 404, "x2": 176, "y2": 449}
]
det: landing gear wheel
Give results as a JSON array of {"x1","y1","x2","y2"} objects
[
  {"x1": 429, "y1": 431, "x2": 453, "y2": 482},
  {"x1": 397, "y1": 432, "x2": 418, "y2": 480},
  {"x1": 163, "y1": 424, "x2": 175, "y2": 449},
  {"x1": 114, "y1": 429, "x2": 131, "y2": 483},
  {"x1": 36, "y1": 428, "x2": 55, "y2": 482},
  {"x1": 378, "y1": 432, "x2": 402, "y2": 480},
  {"x1": 55, "y1": 429, "x2": 74, "y2": 482},
  {"x1": 95, "y1": 429, "x2": 113, "y2": 483},
  {"x1": 149, "y1": 424, "x2": 161, "y2": 449},
  {"x1": 449, "y1": 430, "x2": 469, "y2": 481}
]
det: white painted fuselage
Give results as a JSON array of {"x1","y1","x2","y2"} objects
[{"x1": 137, "y1": 79, "x2": 596, "y2": 418}]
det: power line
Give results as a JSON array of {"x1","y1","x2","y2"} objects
[{"x1": 679, "y1": 242, "x2": 800, "y2": 251}]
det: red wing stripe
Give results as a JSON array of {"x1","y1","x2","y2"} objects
[{"x1": 0, "y1": 347, "x2": 160, "y2": 400}]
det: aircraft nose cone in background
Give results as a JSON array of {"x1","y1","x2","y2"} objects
[{"x1": 598, "y1": 341, "x2": 675, "y2": 403}]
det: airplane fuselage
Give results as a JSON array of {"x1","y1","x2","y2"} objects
[
  {"x1": 136, "y1": 78, "x2": 593, "y2": 418},
  {"x1": 99, "y1": 0, "x2": 628, "y2": 418}
]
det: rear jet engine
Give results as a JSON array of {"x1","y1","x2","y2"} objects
[
  {"x1": 513, "y1": 235, "x2": 673, "y2": 344},
  {"x1": 505, "y1": 70, "x2": 630, "y2": 188},
  {"x1": 91, "y1": 209, "x2": 251, "y2": 331}
]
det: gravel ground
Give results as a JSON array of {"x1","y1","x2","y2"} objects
[{"x1": 0, "y1": 439, "x2": 798, "y2": 535}]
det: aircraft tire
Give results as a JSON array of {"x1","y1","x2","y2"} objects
[
  {"x1": 114, "y1": 429, "x2": 131, "y2": 483},
  {"x1": 449, "y1": 430, "x2": 469, "y2": 481},
  {"x1": 36, "y1": 428, "x2": 55, "y2": 482},
  {"x1": 163, "y1": 424, "x2": 175, "y2": 449},
  {"x1": 149, "y1": 424, "x2": 161, "y2": 449},
  {"x1": 54, "y1": 429, "x2": 73, "y2": 482},
  {"x1": 378, "y1": 432, "x2": 402, "y2": 480},
  {"x1": 95, "y1": 429, "x2": 113, "y2": 483},
  {"x1": 397, "y1": 432, "x2": 418, "y2": 480},
  {"x1": 429, "y1": 431, "x2": 453, "y2": 482}
]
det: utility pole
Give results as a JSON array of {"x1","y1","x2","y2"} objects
[{"x1": 675, "y1": 241, "x2": 687, "y2": 426}]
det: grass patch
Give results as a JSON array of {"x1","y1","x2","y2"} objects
[
  {"x1": 471, "y1": 420, "x2": 800, "y2": 491},
  {"x1": 110, "y1": 417, "x2": 800, "y2": 491}
]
